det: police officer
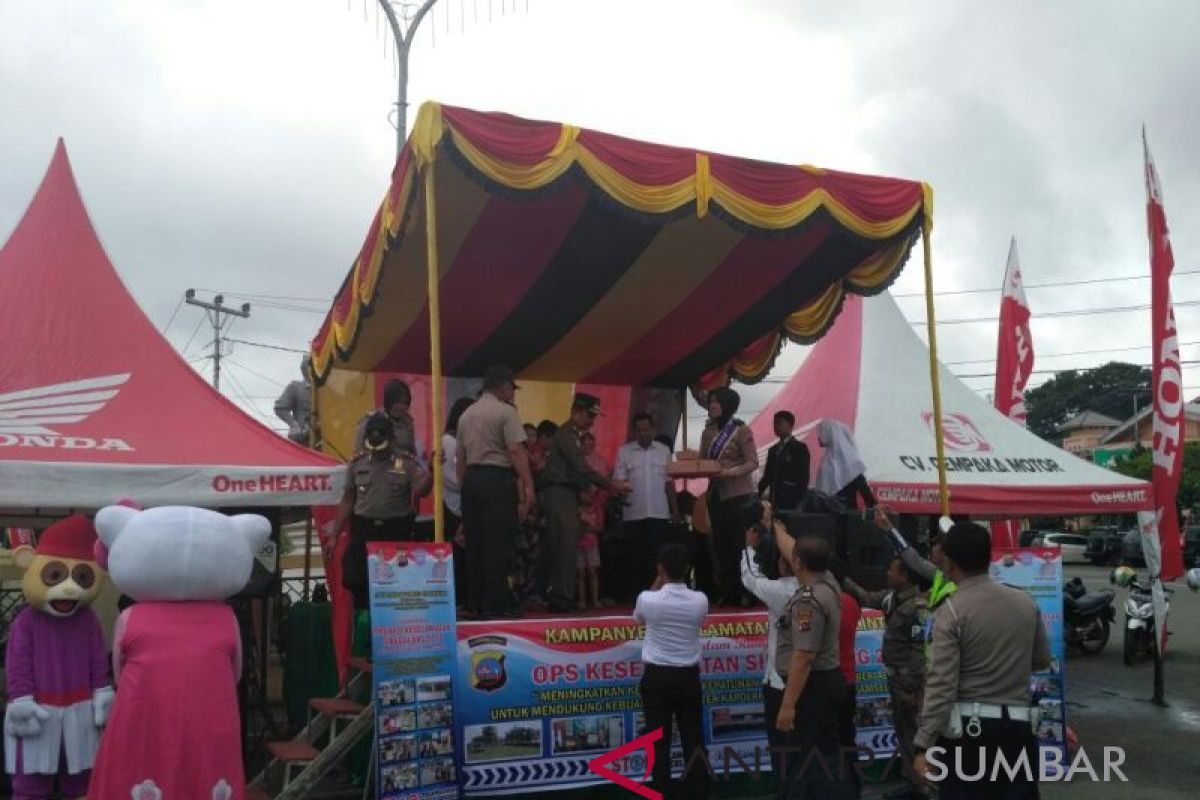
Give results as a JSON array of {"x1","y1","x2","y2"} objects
[
  {"x1": 329, "y1": 412, "x2": 431, "y2": 613},
  {"x1": 842, "y1": 559, "x2": 929, "y2": 799},
  {"x1": 913, "y1": 522, "x2": 1050, "y2": 800},
  {"x1": 540, "y1": 393, "x2": 629, "y2": 612},
  {"x1": 353, "y1": 378, "x2": 426, "y2": 462},
  {"x1": 456, "y1": 366, "x2": 535, "y2": 618},
  {"x1": 775, "y1": 535, "x2": 860, "y2": 800}
]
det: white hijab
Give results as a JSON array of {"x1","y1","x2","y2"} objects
[{"x1": 814, "y1": 419, "x2": 867, "y2": 495}]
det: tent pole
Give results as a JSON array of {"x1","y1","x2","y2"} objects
[
  {"x1": 921, "y1": 214, "x2": 951, "y2": 519},
  {"x1": 425, "y1": 161, "x2": 446, "y2": 543}
]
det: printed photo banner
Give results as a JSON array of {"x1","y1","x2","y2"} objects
[
  {"x1": 368, "y1": 542, "x2": 460, "y2": 800},
  {"x1": 990, "y1": 547, "x2": 1068, "y2": 766},
  {"x1": 453, "y1": 610, "x2": 891, "y2": 796}
]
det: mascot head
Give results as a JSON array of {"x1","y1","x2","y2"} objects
[
  {"x1": 95, "y1": 505, "x2": 270, "y2": 602},
  {"x1": 14, "y1": 515, "x2": 106, "y2": 617}
]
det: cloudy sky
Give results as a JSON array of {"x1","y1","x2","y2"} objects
[{"x1": 2, "y1": 0, "x2": 1198, "y2": 436}]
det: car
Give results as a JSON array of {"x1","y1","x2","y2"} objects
[
  {"x1": 1032, "y1": 532, "x2": 1091, "y2": 564},
  {"x1": 1086, "y1": 526, "x2": 1124, "y2": 566},
  {"x1": 1120, "y1": 529, "x2": 1147, "y2": 567}
]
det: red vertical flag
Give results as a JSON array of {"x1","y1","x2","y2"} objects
[
  {"x1": 991, "y1": 238, "x2": 1034, "y2": 550},
  {"x1": 1144, "y1": 132, "x2": 1185, "y2": 581}
]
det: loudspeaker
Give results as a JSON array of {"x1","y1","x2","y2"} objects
[{"x1": 775, "y1": 510, "x2": 891, "y2": 591}]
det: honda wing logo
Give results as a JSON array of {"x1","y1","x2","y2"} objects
[
  {"x1": 588, "y1": 728, "x2": 662, "y2": 800},
  {"x1": 0, "y1": 374, "x2": 134, "y2": 451}
]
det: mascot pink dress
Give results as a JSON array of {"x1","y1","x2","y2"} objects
[{"x1": 87, "y1": 505, "x2": 271, "y2": 800}]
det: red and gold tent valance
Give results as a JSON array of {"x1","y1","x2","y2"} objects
[{"x1": 311, "y1": 102, "x2": 932, "y2": 388}]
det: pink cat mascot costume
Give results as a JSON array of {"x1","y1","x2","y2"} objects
[{"x1": 87, "y1": 505, "x2": 270, "y2": 800}]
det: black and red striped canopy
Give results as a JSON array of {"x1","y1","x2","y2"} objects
[{"x1": 311, "y1": 103, "x2": 932, "y2": 388}]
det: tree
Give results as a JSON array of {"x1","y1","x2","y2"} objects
[
  {"x1": 1025, "y1": 361, "x2": 1151, "y2": 441},
  {"x1": 1112, "y1": 442, "x2": 1200, "y2": 514}
]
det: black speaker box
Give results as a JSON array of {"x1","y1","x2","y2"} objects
[{"x1": 776, "y1": 510, "x2": 891, "y2": 591}]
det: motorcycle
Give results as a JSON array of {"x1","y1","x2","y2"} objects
[
  {"x1": 1062, "y1": 577, "x2": 1114, "y2": 655},
  {"x1": 1117, "y1": 573, "x2": 1173, "y2": 665}
]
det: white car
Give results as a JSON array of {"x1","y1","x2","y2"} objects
[{"x1": 1033, "y1": 532, "x2": 1090, "y2": 564}]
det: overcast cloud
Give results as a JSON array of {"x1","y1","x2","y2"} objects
[{"x1": 2, "y1": 0, "x2": 1198, "y2": 435}]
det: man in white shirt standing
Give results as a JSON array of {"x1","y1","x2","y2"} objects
[
  {"x1": 634, "y1": 543, "x2": 710, "y2": 800},
  {"x1": 739, "y1": 502, "x2": 799, "y2": 786},
  {"x1": 615, "y1": 414, "x2": 679, "y2": 597}
]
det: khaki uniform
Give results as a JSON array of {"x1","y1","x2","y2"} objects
[
  {"x1": 353, "y1": 411, "x2": 424, "y2": 461},
  {"x1": 341, "y1": 447, "x2": 420, "y2": 609},
  {"x1": 456, "y1": 392, "x2": 527, "y2": 616},
  {"x1": 699, "y1": 421, "x2": 759, "y2": 605},
  {"x1": 916, "y1": 573, "x2": 1051, "y2": 800},
  {"x1": 775, "y1": 572, "x2": 858, "y2": 799}
]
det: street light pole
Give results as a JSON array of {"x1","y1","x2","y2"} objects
[{"x1": 378, "y1": 0, "x2": 441, "y2": 157}]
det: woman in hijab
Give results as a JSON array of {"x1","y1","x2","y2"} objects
[
  {"x1": 815, "y1": 419, "x2": 876, "y2": 509},
  {"x1": 699, "y1": 386, "x2": 760, "y2": 606}
]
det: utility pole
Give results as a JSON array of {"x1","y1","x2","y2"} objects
[
  {"x1": 378, "y1": 0, "x2": 440, "y2": 156},
  {"x1": 185, "y1": 289, "x2": 250, "y2": 390}
]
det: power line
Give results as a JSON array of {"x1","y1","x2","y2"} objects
[
  {"x1": 180, "y1": 314, "x2": 207, "y2": 354},
  {"x1": 223, "y1": 337, "x2": 308, "y2": 355},
  {"x1": 892, "y1": 268, "x2": 1200, "y2": 299},
  {"x1": 943, "y1": 340, "x2": 1200, "y2": 367},
  {"x1": 910, "y1": 297, "x2": 1200, "y2": 326},
  {"x1": 161, "y1": 296, "x2": 184, "y2": 335},
  {"x1": 224, "y1": 357, "x2": 286, "y2": 388}
]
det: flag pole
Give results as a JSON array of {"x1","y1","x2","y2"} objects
[
  {"x1": 920, "y1": 201, "x2": 951, "y2": 520},
  {"x1": 425, "y1": 160, "x2": 445, "y2": 543}
]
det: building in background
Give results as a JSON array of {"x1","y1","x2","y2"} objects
[
  {"x1": 1093, "y1": 402, "x2": 1200, "y2": 466},
  {"x1": 1057, "y1": 411, "x2": 1122, "y2": 460}
]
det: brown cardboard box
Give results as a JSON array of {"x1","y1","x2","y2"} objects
[{"x1": 666, "y1": 459, "x2": 722, "y2": 479}]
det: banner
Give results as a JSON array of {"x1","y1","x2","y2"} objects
[
  {"x1": 1144, "y1": 133, "x2": 1185, "y2": 582},
  {"x1": 368, "y1": 542, "x2": 460, "y2": 800},
  {"x1": 991, "y1": 237, "x2": 1034, "y2": 551},
  {"x1": 453, "y1": 611, "x2": 890, "y2": 796},
  {"x1": 991, "y1": 547, "x2": 1067, "y2": 768}
]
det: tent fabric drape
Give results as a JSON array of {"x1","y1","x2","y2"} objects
[{"x1": 312, "y1": 102, "x2": 932, "y2": 389}]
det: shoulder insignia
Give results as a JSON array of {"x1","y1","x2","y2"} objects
[{"x1": 794, "y1": 605, "x2": 814, "y2": 632}]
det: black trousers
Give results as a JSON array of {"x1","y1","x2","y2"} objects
[
  {"x1": 711, "y1": 494, "x2": 752, "y2": 605},
  {"x1": 763, "y1": 684, "x2": 786, "y2": 784},
  {"x1": 933, "y1": 717, "x2": 1040, "y2": 800},
  {"x1": 444, "y1": 504, "x2": 468, "y2": 607},
  {"x1": 543, "y1": 486, "x2": 581, "y2": 607},
  {"x1": 343, "y1": 514, "x2": 414, "y2": 610},
  {"x1": 778, "y1": 668, "x2": 859, "y2": 800},
  {"x1": 462, "y1": 465, "x2": 519, "y2": 615},
  {"x1": 640, "y1": 663, "x2": 708, "y2": 800},
  {"x1": 626, "y1": 518, "x2": 670, "y2": 596}
]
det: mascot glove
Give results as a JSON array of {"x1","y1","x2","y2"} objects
[
  {"x1": 93, "y1": 686, "x2": 116, "y2": 728},
  {"x1": 4, "y1": 696, "x2": 50, "y2": 738}
]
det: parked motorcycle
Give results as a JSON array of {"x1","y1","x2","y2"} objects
[
  {"x1": 1112, "y1": 567, "x2": 1173, "y2": 665},
  {"x1": 1062, "y1": 576, "x2": 1114, "y2": 655}
]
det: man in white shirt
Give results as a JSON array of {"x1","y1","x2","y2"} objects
[
  {"x1": 739, "y1": 502, "x2": 799, "y2": 786},
  {"x1": 614, "y1": 414, "x2": 679, "y2": 598},
  {"x1": 634, "y1": 543, "x2": 710, "y2": 800}
]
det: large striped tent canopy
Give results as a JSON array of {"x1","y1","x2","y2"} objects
[{"x1": 311, "y1": 102, "x2": 933, "y2": 388}]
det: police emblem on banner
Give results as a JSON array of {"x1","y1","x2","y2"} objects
[{"x1": 468, "y1": 636, "x2": 509, "y2": 692}]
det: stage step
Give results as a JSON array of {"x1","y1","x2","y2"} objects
[
  {"x1": 266, "y1": 741, "x2": 320, "y2": 763},
  {"x1": 309, "y1": 697, "x2": 365, "y2": 718}
]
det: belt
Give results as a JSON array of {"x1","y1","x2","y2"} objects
[{"x1": 955, "y1": 701, "x2": 1033, "y2": 722}]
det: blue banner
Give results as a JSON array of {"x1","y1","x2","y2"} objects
[
  {"x1": 991, "y1": 547, "x2": 1067, "y2": 765},
  {"x1": 367, "y1": 542, "x2": 460, "y2": 800}
]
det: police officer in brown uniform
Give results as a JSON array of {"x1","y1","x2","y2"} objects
[
  {"x1": 913, "y1": 522, "x2": 1050, "y2": 800},
  {"x1": 541, "y1": 394, "x2": 628, "y2": 612},
  {"x1": 456, "y1": 366, "x2": 535, "y2": 618},
  {"x1": 775, "y1": 535, "x2": 860, "y2": 800},
  {"x1": 842, "y1": 560, "x2": 929, "y2": 799},
  {"x1": 330, "y1": 412, "x2": 431, "y2": 613}
]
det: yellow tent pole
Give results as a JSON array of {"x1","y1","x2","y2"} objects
[
  {"x1": 425, "y1": 161, "x2": 446, "y2": 543},
  {"x1": 921, "y1": 211, "x2": 951, "y2": 519}
]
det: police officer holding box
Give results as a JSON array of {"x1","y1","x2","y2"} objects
[
  {"x1": 774, "y1": 535, "x2": 860, "y2": 800},
  {"x1": 914, "y1": 522, "x2": 1050, "y2": 800},
  {"x1": 329, "y1": 412, "x2": 431, "y2": 613}
]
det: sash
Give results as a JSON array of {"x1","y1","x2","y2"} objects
[{"x1": 707, "y1": 420, "x2": 739, "y2": 460}]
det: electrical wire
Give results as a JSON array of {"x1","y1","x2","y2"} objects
[
  {"x1": 223, "y1": 337, "x2": 308, "y2": 355},
  {"x1": 180, "y1": 314, "x2": 206, "y2": 355},
  {"x1": 224, "y1": 358, "x2": 286, "y2": 388},
  {"x1": 892, "y1": 268, "x2": 1200, "y2": 299},
  {"x1": 161, "y1": 297, "x2": 184, "y2": 336},
  {"x1": 909, "y1": 298, "x2": 1200, "y2": 327}
]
